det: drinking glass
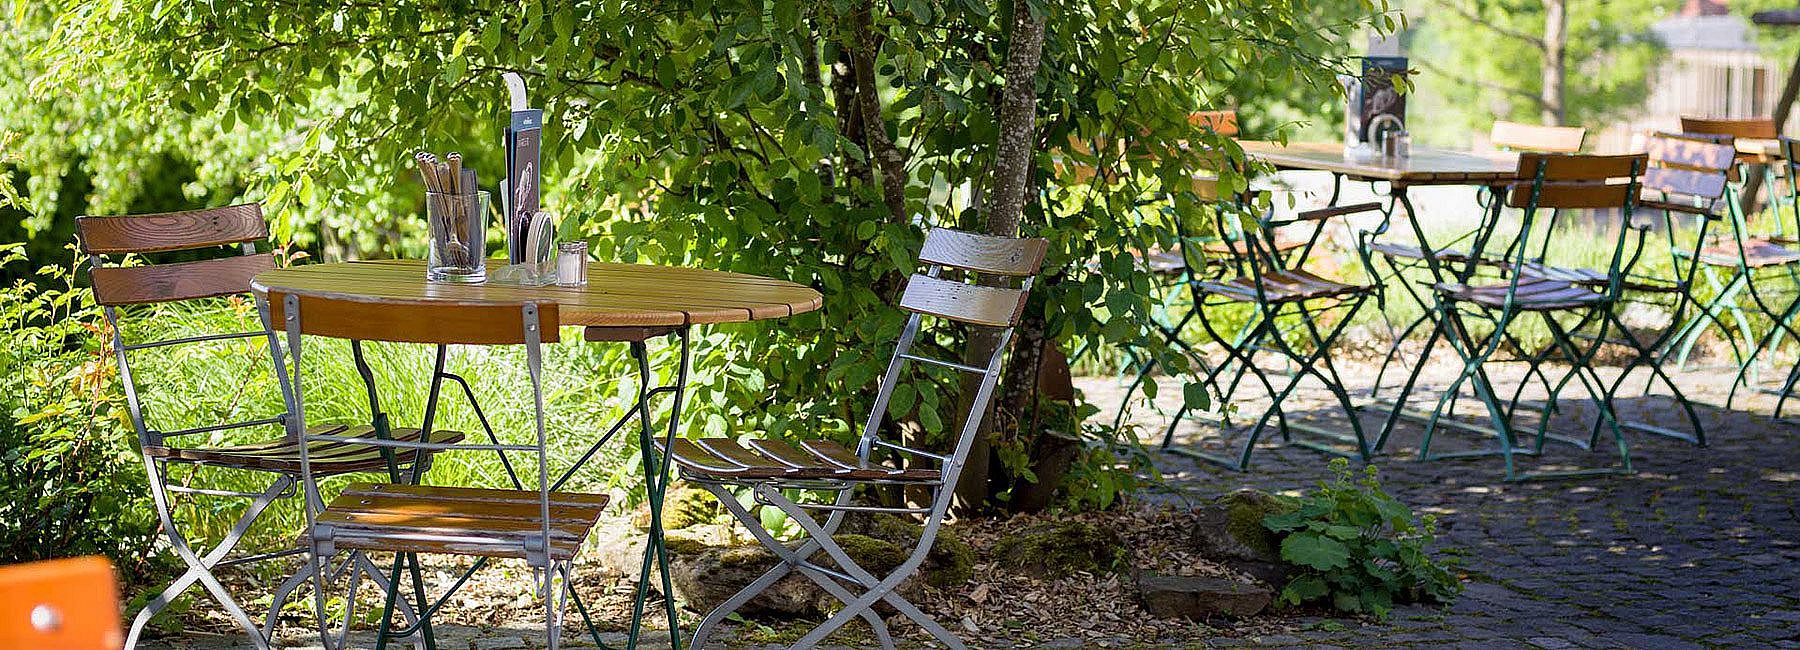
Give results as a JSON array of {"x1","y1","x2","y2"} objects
[{"x1": 426, "y1": 190, "x2": 488, "y2": 284}]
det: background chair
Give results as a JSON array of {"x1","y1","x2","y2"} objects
[
  {"x1": 1490, "y1": 121, "x2": 1587, "y2": 154},
  {"x1": 1416, "y1": 153, "x2": 1646, "y2": 480},
  {"x1": 1164, "y1": 191, "x2": 1384, "y2": 469},
  {"x1": 78, "y1": 205, "x2": 455, "y2": 650},
  {"x1": 0, "y1": 556, "x2": 122, "y2": 650},
  {"x1": 666, "y1": 228, "x2": 1046, "y2": 650}
]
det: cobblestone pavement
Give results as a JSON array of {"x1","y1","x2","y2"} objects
[{"x1": 1087, "y1": 354, "x2": 1800, "y2": 649}]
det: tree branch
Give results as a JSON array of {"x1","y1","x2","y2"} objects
[{"x1": 1427, "y1": 0, "x2": 1547, "y2": 49}]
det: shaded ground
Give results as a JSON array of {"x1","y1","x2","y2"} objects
[
  {"x1": 1093, "y1": 348, "x2": 1800, "y2": 649},
  {"x1": 143, "y1": 349, "x2": 1800, "y2": 649}
]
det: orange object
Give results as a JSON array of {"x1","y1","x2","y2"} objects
[{"x1": 0, "y1": 557, "x2": 123, "y2": 650}]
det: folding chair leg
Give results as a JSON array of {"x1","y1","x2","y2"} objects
[
  {"x1": 695, "y1": 483, "x2": 896, "y2": 650},
  {"x1": 757, "y1": 489, "x2": 961, "y2": 650},
  {"x1": 127, "y1": 459, "x2": 286, "y2": 650}
]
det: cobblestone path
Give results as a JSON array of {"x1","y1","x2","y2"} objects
[{"x1": 1092, "y1": 358, "x2": 1800, "y2": 649}]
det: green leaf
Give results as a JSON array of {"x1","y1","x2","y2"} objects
[
  {"x1": 1281, "y1": 533, "x2": 1351, "y2": 571},
  {"x1": 1182, "y1": 381, "x2": 1210, "y2": 411}
]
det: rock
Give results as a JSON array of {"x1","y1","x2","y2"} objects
[
  {"x1": 630, "y1": 484, "x2": 723, "y2": 531},
  {"x1": 992, "y1": 519, "x2": 1127, "y2": 579},
  {"x1": 1136, "y1": 572, "x2": 1273, "y2": 619},
  {"x1": 1190, "y1": 489, "x2": 1297, "y2": 587}
]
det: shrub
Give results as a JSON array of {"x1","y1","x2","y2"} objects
[
  {"x1": 0, "y1": 243, "x2": 165, "y2": 583},
  {"x1": 1261, "y1": 458, "x2": 1461, "y2": 618}
]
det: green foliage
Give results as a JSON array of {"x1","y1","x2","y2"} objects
[
  {"x1": 4, "y1": 0, "x2": 1395, "y2": 515},
  {"x1": 1262, "y1": 458, "x2": 1461, "y2": 619},
  {"x1": 0, "y1": 243, "x2": 164, "y2": 581},
  {"x1": 1410, "y1": 0, "x2": 1678, "y2": 140}
]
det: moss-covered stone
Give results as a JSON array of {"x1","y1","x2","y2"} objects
[
  {"x1": 993, "y1": 519, "x2": 1128, "y2": 579},
  {"x1": 662, "y1": 485, "x2": 724, "y2": 530},
  {"x1": 924, "y1": 528, "x2": 975, "y2": 587},
  {"x1": 1217, "y1": 489, "x2": 1295, "y2": 560},
  {"x1": 832, "y1": 533, "x2": 907, "y2": 576}
]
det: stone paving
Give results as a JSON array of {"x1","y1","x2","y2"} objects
[{"x1": 1092, "y1": 354, "x2": 1800, "y2": 649}]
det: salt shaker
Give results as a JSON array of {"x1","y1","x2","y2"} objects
[{"x1": 557, "y1": 241, "x2": 588, "y2": 287}]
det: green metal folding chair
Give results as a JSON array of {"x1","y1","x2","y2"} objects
[
  {"x1": 1157, "y1": 186, "x2": 1384, "y2": 469},
  {"x1": 1511, "y1": 134, "x2": 1736, "y2": 447},
  {"x1": 1414, "y1": 153, "x2": 1646, "y2": 480}
]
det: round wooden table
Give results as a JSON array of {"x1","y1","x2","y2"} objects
[
  {"x1": 252, "y1": 258, "x2": 823, "y2": 327},
  {"x1": 252, "y1": 258, "x2": 820, "y2": 647}
]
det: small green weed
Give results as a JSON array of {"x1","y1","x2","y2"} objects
[{"x1": 1261, "y1": 458, "x2": 1461, "y2": 619}]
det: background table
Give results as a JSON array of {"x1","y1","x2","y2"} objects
[
  {"x1": 1239, "y1": 140, "x2": 1520, "y2": 185},
  {"x1": 254, "y1": 258, "x2": 821, "y2": 649}
]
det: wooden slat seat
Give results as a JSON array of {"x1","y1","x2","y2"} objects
[
  {"x1": 1196, "y1": 269, "x2": 1371, "y2": 303},
  {"x1": 666, "y1": 438, "x2": 941, "y2": 482},
  {"x1": 1366, "y1": 241, "x2": 1479, "y2": 264},
  {"x1": 1510, "y1": 261, "x2": 1681, "y2": 294},
  {"x1": 304, "y1": 483, "x2": 609, "y2": 561},
  {"x1": 144, "y1": 425, "x2": 465, "y2": 475},
  {"x1": 1698, "y1": 238, "x2": 1800, "y2": 268},
  {"x1": 1434, "y1": 278, "x2": 1604, "y2": 311}
]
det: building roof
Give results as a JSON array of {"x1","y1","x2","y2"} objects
[{"x1": 1653, "y1": 13, "x2": 1759, "y2": 51}]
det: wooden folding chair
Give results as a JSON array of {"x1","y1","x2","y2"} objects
[
  {"x1": 665, "y1": 228, "x2": 1045, "y2": 650},
  {"x1": 1164, "y1": 189, "x2": 1384, "y2": 469},
  {"x1": 1415, "y1": 154, "x2": 1647, "y2": 480},
  {"x1": 277, "y1": 294, "x2": 608, "y2": 650},
  {"x1": 78, "y1": 205, "x2": 456, "y2": 649},
  {"x1": 1511, "y1": 135, "x2": 1734, "y2": 446},
  {"x1": 1490, "y1": 121, "x2": 1587, "y2": 154},
  {"x1": 0, "y1": 557, "x2": 122, "y2": 650}
]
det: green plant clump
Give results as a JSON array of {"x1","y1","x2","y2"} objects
[{"x1": 1262, "y1": 458, "x2": 1461, "y2": 618}]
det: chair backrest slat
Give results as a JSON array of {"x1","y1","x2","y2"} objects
[
  {"x1": 1505, "y1": 182, "x2": 1637, "y2": 209},
  {"x1": 1490, "y1": 121, "x2": 1586, "y2": 153},
  {"x1": 1680, "y1": 116, "x2": 1777, "y2": 139},
  {"x1": 271, "y1": 293, "x2": 560, "y2": 345},
  {"x1": 91, "y1": 252, "x2": 275, "y2": 305},
  {"x1": 1189, "y1": 110, "x2": 1240, "y2": 137},
  {"x1": 1648, "y1": 135, "x2": 1737, "y2": 172},
  {"x1": 77, "y1": 204, "x2": 268, "y2": 255},
  {"x1": 1642, "y1": 167, "x2": 1727, "y2": 200},
  {"x1": 897, "y1": 274, "x2": 1028, "y2": 327},
  {"x1": 917, "y1": 229, "x2": 1048, "y2": 277},
  {"x1": 1515, "y1": 153, "x2": 1644, "y2": 181}
]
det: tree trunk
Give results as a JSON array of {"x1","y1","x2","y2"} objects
[
  {"x1": 1738, "y1": 49, "x2": 1800, "y2": 216},
  {"x1": 1540, "y1": 0, "x2": 1567, "y2": 125},
  {"x1": 951, "y1": 0, "x2": 1048, "y2": 512},
  {"x1": 846, "y1": 4, "x2": 909, "y2": 222}
]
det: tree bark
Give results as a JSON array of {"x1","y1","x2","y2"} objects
[
  {"x1": 1738, "y1": 49, "x2": 1800, "y2": 216},
  {"x1": 1539, "y1": 0, "x2": 1567, "y2": 126},
  {"x1": 845, "y1": 4, "x2": 910, "y2": 222},
  {"x1": 951, "y1": 0, "x2": 1048, "y2": 512}
]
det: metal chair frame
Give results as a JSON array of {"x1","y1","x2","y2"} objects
[
  {"x1": 82, "y1": 209, "x2": 418, "y2": 650},
  {"x1": 1722, "y1": 137, "x2": 1800, "y2": 415},
  {"x1": 283, "y1": 296, "x2": 578, "y2": 650},
  {"x1": 1156, "y1": 190, "x2": 1384, "y2": 469},
  {"x1": 682, "y1": 229, "x2": 1043, "y2": 650},
  {"x1": 1406, "y1": 154, "x2": 1646, "y2": 480}
]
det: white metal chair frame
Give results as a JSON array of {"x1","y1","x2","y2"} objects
[
  {"x1": 83, "y1": 208, "x2": 418, "y2": 650},
  {"x1": 682, "y1": 229, "x2": 1045, "y2": 650},
  {"x1": 282, "y1": 296, "x2": 574, "y2": 650}
]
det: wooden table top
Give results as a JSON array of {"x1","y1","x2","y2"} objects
[
  {"x1": 253, "y1": 259, "x2": 823, "y2": 327},
  {"x1": 1239, "y1": 141, "x2": 1521, "y2": 184}
]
